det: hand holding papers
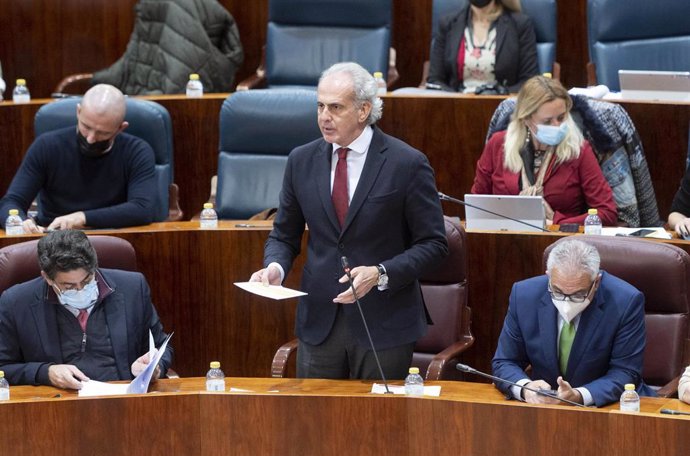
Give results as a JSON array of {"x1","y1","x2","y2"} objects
[
  {"x1": 78, "y1": 332, "x2": 173, "y2": 397},
  {"x1": 235, "y1": 282, "x2": 307, "y2": 300}
]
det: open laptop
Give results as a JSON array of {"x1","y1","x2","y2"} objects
[
  {"x1": 619, "y1": 70, "x2": 690, "y2": 102},
  {"x1": 464, "y1": 194, "x2": 545, "y2": 232}
]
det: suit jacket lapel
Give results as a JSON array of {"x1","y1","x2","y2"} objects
[
  {"x1": 30, "y1": 286, "x2": 62, "y2": 362},
  {"x1": 316, "y1": 140, "x2": 342, "y2": 232},
  {"x1": 448, "y1": 13, "x2": 467, "y2": 85},
  {"x1": 103, "y1": 290, "x2": 130, "y2": 379},
  {"x1": 494, "y1": 15, "x2": 509, "y2": 64},
  {"x1": 340, "y1": 128, "x2": 387, "y2": 235},
  {"x1": 538, "y1": 292, "x2": 560, "y2": 381}
]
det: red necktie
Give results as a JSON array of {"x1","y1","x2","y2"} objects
[
  {"x1": 332, "y1": 147, "x2": 349, "y2": 227},
  {"x1": 78, "y1": 309, "x2": 88, "y2": 332}
]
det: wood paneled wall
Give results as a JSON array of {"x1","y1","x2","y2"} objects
[{"x1": 0, "y1": 0, "x2": 587, "y2": 99}]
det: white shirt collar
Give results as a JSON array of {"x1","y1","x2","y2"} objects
[{"x1": 332, "y1": 126, "x2": 373, "y2": 156}]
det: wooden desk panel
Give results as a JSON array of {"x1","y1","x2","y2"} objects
[
  {"x1": 2, "y1": 377, "x2": 689, "y2": 456},
  {"x1": 1, "y1": 96, "x2": 687, "y2": 221}
]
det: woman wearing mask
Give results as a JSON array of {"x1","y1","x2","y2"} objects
[
  {"x1": 428, "y1": 0, "x2": 538, "y2": 93},
  {"x1": 471, "y1": 76, "x2": 617, "y2": 226}
]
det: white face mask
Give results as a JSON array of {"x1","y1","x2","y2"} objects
[
  {"x1": 53, "y1": 279, "x2": 99, "y2": 310},
  {"x1": 552, "y1": 297, "x2": 591, "y2": 323}
]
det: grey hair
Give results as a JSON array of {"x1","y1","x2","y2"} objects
[
  {"x1": 319, "y1": 62, "x2": 383, "y2": 125},
  {"x1": 546, "y1": 239, "x2": 600, "y2": 280}
]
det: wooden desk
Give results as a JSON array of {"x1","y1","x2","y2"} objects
[
  {"x1": 1, "y1": 95, "x2": 688, "y2": 219},
  {"x1": 2, "y1": 224, "x2": 690, "y2": 380},
  {"x1": 2, "y1": 377, "x2": 689, "y2": 456}
]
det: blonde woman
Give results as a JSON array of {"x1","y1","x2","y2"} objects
[
  {"x1": 472, "y1": 76, "x2": 617, "y2": 226},
  {"x1": 428, "y1": 0, "x2": 538, "y2": 93}
]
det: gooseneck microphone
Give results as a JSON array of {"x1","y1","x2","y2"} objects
[
  {"x1": 660, "y1": 408, "x2": 690, "y2": 416},
  {"x1": 438, "y1": 191, "x2": 550, "y2": 233},
  {"x1": 456, "y1": 363, "x2": 587, "y2": 407},
  {"x1": 341, "y1": 256, "x2": 392, "y2": 394}
]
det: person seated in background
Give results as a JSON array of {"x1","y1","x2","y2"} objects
[
  {"x1": 471, "y1": 75, "x2": 617, "y2": 226},
  {"x1": 427, "y1": 0, "x2": 538, "y2": 93},
  {"x1": 493, "y1": 239, "x2": 655, "y2": 407},
  {"x1": 680, "y1": 366, "x2": 690, "y2": 404},
  {"x1": 0, "y1": 230, "x2": 173, "y2": 390},
  {"x1": 667, "y1": 168, "x2": 690, "y2": 238},
  {"x1": 0, "y1": 84, "x2": 157, "y2": 233}
]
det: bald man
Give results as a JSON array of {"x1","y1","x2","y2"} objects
[{"x1": 0, "y1": 84, "x2": 157, "y2": 232}]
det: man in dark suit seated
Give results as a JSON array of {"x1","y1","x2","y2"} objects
[
  {"x1": 0, "y1": 230, "x2": 172, "y2": 390},
  {"x1": 250, "y1": 62, "x2": 448, "y2": 380},
  {"x1": 492, "y1": 238, "x2": 655, "y2": 406}
]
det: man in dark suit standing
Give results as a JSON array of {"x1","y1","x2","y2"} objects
[{"x1": 250, "y1": 62, "x2": 448, "y2": 380}]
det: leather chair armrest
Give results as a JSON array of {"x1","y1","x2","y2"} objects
[
  {"x1": 166, "y1": 183, "x2": 184, "y2": 222},
  {"x1": 551, "y1": 62, "x2": 562, "y2": 81},
  {"x1": 271, "y1": 338, "x2": 299, "y2": 378},
  {"x1": 425, "y1": 335, "x2": 475, "y2": 381},
  {"x1": 166, "y1": 367, "x2": 180, "y2": 379},
  {"x1": 656, "y1": 375, "x2": 680, "y2": 398},
  {"x1": 54, "y1": 73, "x2": 94, "y2": 95},
  {"x1": 387, "y1": 47, "x2": 399, "y2": 88},
  {"x1": 236, "y1": 73, "x2": 268, "y2": 91},
  {"x1": 586, "y1": 62, "x2": 598, "y2": 87}
]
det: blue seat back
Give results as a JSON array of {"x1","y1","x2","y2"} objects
[
  {"x1": 431, "y1": 0, "x2": 556, "y2": 75},
  {"x1": 217, "y1": 89, "x2": 322, "y2": 219},
  {"x1": 34, "y1": 98, "x2": 173, "y2": 222},
  {"x1": 266, "y1": 0, "x2": 392, "y2": 87},
  {"x1": 587, "y1": 0, "x2": 690, "y2": 91}
]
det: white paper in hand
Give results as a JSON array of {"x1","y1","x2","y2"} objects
[
  {"x1": 126, "y1": 332, "x2": 173, "y2": 394},
  {"x1": 234, "y1": 282, "x2": 307, "y2": 300}
]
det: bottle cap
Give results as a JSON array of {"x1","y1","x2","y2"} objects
[
  {"x1": 16, "y1": 79, "x2": 26, "y2": 85},
  {"x1": 588, "y1": 208, "x2": 598, "y2": 215},
  {"x1": 408, "y1": 367, "x2": 420, "y2": 374},
  {"x1": 210, "y1": 361, "x2": 220, "y2": 369},
  {"x1": 624, "y1": 383, "x2": 635, "y2": 390},
  {"x1": 373, "y1": 72, "x2": 383, "y2": 79},
  {"x1": 190, "y1": 74, "x2": 200, "y2": 80},
  {"x1": 8, "y1": 209, "x2": 18, "y2": 216},
  {"x1": 203, "y1": 203, "x2": 214, "y2": 209},
  {"x1": 542, "y1": 72, "x2": 552, "y2": 79},
  {"x1": 0, "y1": 370, "x2": 4, "y2": 378}
]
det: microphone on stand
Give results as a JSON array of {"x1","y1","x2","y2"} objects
[
  {"x1": 456, "y1": 363, "x2": 588, "y2": 408},
  {"x1": 438, "y1": 191, "x2": 550, "y2": 233},
  {"x1": 341, "y1": 256, "x2": 392, "y2": 394}
]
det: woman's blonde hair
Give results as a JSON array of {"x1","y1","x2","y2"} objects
[{"x1": 503, "y1": 76, "x2": 584, "y2": 172}]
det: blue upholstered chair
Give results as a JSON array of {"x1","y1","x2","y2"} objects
[
  {"x1": 237, "y1": 0, "x2": 394, "y2": 90},
  {"x1": 215, "y1": 89, "x2": 321, "y2": 219},
  {"x1": 587, "y1": 0, "x2": 690, "y2": 91},
  {"x1": 33, "y1": 98, "x2": 182, "y2": 222}
]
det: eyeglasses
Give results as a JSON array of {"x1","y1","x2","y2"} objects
[{"x1": 547, "y1": 279, "x2": 596, "y2": 303}]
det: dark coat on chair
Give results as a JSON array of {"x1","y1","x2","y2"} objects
[{"x1": 428, "y1": 4, "x2": 538, "y2": 93}]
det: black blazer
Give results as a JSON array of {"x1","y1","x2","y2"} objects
[
  {"x1": 428, "y1": 4, "x2": 538, "y2": 93},
  {"x1": 264, "y1": 127, "x2": 448, "y2": 349}
]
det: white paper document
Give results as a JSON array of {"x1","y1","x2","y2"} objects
[
  {"x1": 370, "y1": 383, "x2": 442, "y2": 397},
  {"x1": 234, "y1": 282, "x2": 307, "y2": 300},
  {"x1": 78, "y1": 332, "x2": 173, "y2": 397}
]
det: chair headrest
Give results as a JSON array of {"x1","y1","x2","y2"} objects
[
  {"x1": 420, "y1": 216, "x2": 467, "y2": 284},
  {"x1": 269, "y1": 0, "x2": 391, "y2": 27}
]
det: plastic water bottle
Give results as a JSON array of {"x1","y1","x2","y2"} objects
[
  {"x1": 584, "y1": 208, "x2": 602, "y2": 235},
  {"x1": 404, "y1": 367, "x2": 424, "y2": 396},
  {"x1": 5, "y1": 209, "x2": 23, "y2": 235},
  {"x1": 200, "y1": 203, "x2": 218, "y2": 229},
  {"x1": 373, "y1": 71, "x2": 386, "y2": 96},
  {"x1": 12, "y1": 79, "x2": 30, "y2": 104},
  {"x1": 0, "y1": 370, "x2": 9, "y2": 401},
  {"x1": 206, "y1": 361, "x2": 226, "y2": 392},
  {"x1": 186, "y1": 73, "x2": 203, "y2": 98},
  {"x1": 619, "y1": 383, "x2": 640, "y2": 412}
]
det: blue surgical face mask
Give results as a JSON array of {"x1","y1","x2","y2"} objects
[
  {"x1": 53, "y1": 279, "x2": 99, "y2": 310},
  {"x1": 533, "y1": 122, "x2": 568, "y2": 147}
]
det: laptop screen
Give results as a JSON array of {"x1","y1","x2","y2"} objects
[{"x1": 464, "y1": 194, "x2": 545, "y2": 232}]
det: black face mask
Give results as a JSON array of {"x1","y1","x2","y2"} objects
[
  {"x1": 470, "y1": 0, "x2": 493, "y2": 7},
  {"x1": 77, "y1": 130, "x2": 113, "y2": 157}
]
